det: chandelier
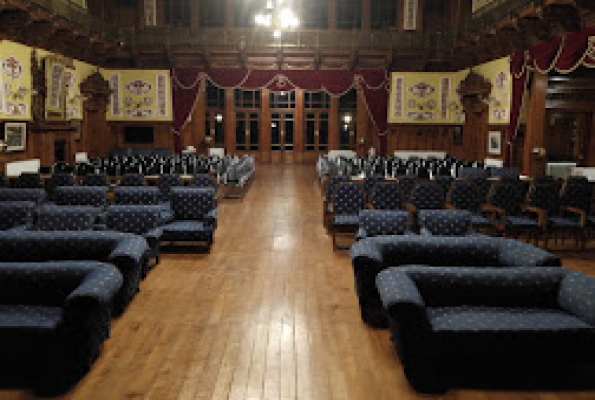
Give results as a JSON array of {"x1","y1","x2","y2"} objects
[{"x1": 255, "y1": 0, "x2": 299, "y2": 38}]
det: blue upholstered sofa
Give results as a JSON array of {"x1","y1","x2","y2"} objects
[
  {"x1": 0, "y1": 201, "x2": 35, "y2": 231},
  {"x1": 376, "y1": 266, "x2": 595, "y2": 392},
  {"x1": 0, "y1": 262, "x2": 122, "y2": 390},
  {"x1": 350, "y1": 235, "x2": 560, "y2": 327},
  {"x1": 0, "y1": 231, "x2": 148, "y2": 313},
  {"x1": 0, "y1": 188, "x2": 46, "y2": 205}
]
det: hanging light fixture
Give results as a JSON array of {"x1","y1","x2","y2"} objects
[{"x1": 255, "y1": 0, "x2": 299, "y2": 38}]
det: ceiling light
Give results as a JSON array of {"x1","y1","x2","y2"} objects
[{"x1": 343, "y1": 114, "x2": 352, "y2": 124}]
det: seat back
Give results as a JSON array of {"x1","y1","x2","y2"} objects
[
  {"x1": 0, "y1": 188, "x2": 46, "y2": 205},
  {"x1": 397, "y1": 175, "x2": 417, "y2": 201},
  {"x1": 13, "y1": 173, "x2": 43, "y2": 189},
  {"x1": 192, "y1": 173, "x2": 216, "y2": 188},
  {"x1": 527, "y1": 182, "x2": 559, "y2": 215},
  {"x1": 359, "y1": 210, "x2": 409, "y2": 237},
  {"x1": 559, "y1": 177, "x2": 592, "y2": 213},
  {"x1": 114, "y1": 186, "x2": 159, "y2": 205},
  {"x1": 333, "y1": 182, "x2": 365, "y2": 216},
  {"x1": 81, "y1": 173, "x2": 109, "y2": 187},
  {"x1": 36, "y1": 205, "x2": 97, "y2": 231},
  {"x1": 434, "y1": 176, "x2": 453, "y2": 198},
  {"x1": 0, "y1": 201, "x2": 35, "y2": 230},
  {"x1": 458, "y1": 167, "x2": 488, "y2": 180},
  {"x1": 106, "y1": 205, "x2": 161, "y2": 235},
  {"x1": 171, "y1": 187, "x2": 215, "y2": 220},
  {"x1": 369, "y1": 181, "x2": 402, "y2": 210},
  {"x1": 157, "y1": 174, "x2": 182, "y2": 201},
  {"x1": 363, "y1": 176, "x2": 385, "y2": 203},
  {"x1": 120, "y1": 173, "x2": 146, "y2": 187},
  {"x1": 408, "y1": 182, "x2": 444, "y2": 210},
  {"x1": 55, "y1": 186, "x2": 108, "y2": 207},
  {"x1": 47, "y1": 173, "x2": 75, "y2": 191},
  {"x1": 448, "y1": 180, "x2": 481, "y2": 212},
  {"x1": 325, "y1": 175, "x2": 349, "y2": 204},
  {"x1": 490, "y1": 167, "x2": 520, "y2": 180},
  {"x1": 418, "y1": 210, "x2": 472, "y2": 236},
  {"x1": 486, "y1": 182, "x2": 524, "y2": 216}
]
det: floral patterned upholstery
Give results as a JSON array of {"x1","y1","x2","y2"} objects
[
  {"x1": 418, "y1": 210, "x2": 472, "y2": 236},
  {"x1": 0, "y1": 188, "x2": 46, "y2": 205},
  {"x1": 0, "y1": 261, "x2": 123, "y2": 383},
  {"x1": 81, "y1": 174, "x2": 109, "y2": 187},
  {"x1": 55, "y1": 186, "x2": 108, "y2": 208},
  {"x1": 357, "y1": 210, "x2": 410, "y2": 239},
  {"x1": 120, "y1": 173, "x2": 146, "y2": 187},
  {"x1": 370, "y1": 182, "x2": 402, "y2": 210},
  {"x1": 192, "y1": 173, "x2": 216, "y2": 188},
  {"x1": 408, "y1": 182, "x2": 445, "y2": 211},
  {"x1": 13, "y1": 173, "x2": 43, "y2": 189},
  {"x1": 350, "y1": 235, "x2": 560, "y2": 327},
  {"x1": 114, "y1": 187, "x2": 159, "y2": 205},
  {"x1": 0, "y1": 230, "x2": 148, "y2": 313},
  {"x1": 36, "y1": 205, "x2": 97, "y2": 231},
  {"x1": 376, "y1": 266, "x2": 595, "y2": 391},
  {"x1": 0, "y1": 201, "x2": 35, "y2": 231}
]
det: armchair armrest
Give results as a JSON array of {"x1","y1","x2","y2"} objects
[
  {"x1": 564, "y1": 206, "x2": 587, "y2": 227},
  {"x1": 65, "y1": 266, "x2": 124, "y2": 308},
  {"x1": 497, "y1": 237, "x2": 561, "y2": 267},
  {"x1": 355, "y1": 227, "x2": 367, "y2": 241},
  {"x1": 205, "y1": 208, "x2": 218, "y2": 228},
  {"x1": 445, "y1": 203, "x2": 457, "y2": 210},
  {"x1": 523, "y1": 205, "x2": 548, "y2": 227},
  {"x1": 108, "y1": 235, "x2": 149, "y2": 267},
  {"x1": 144, "y1": 227, "x2": 163, "y2": 249},
  {"x1": 482, "y1": 204, "x2": 505, "y2": 216},
  {"x1": 375, "y1": 269, "x2": 430, "y2": 330},
  {"x1": 559, "y1": 271, "x2": 595, "y2": 325},
  {"x1": 405, "y1": 203, "x2": 417, "y2": 214}
]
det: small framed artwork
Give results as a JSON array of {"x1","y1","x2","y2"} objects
[
  {"x1": 453, "y1": 126, "x2": 463, "y2": 146},
  {"x1": 4, "y1": 122, "x2": 27, "y2": 152},
  {"x1": 488, "y1": 130, "x2": 502, "y2": 155}
]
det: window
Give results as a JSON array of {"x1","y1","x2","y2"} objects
[
  {"x1": 234, "y1": 89, "x2": 261, "y2": 109},
  {"x1": 235, "y1": 113, "x2": 259, "y2": 152},
  {"x1": 200, "y1": 0, "x2": 225, "y2": 27},
  {"x1": 205, "y1": 111, "x2": 225, "y2": 147},
  {"x1": 234, "y1": 0, "x2": 258, "y2": 27},
  {"x1": 305, "y1": 113, "x2": 329, "y2": 152},
  {"x1": 371, "y1": 0, "x2": 398, "y2": 29},
  {"x1": 339, "y1": 89, "x2": 357, "y2": 150},
  {"x1": 305, "y1": 92, "x2": 331, "y2": 109},
  {"x1": 337, "y1": 0, "x2": 361, "y2": 29},
  {"x1": 165, "y1": 0, "x2": 190, "y2": 26},
  {"x1": 301, "y1": 0, "x2": 328, "y2": 29},
  {"x1": 270, "y1": 91, "x2": 296, "y2": 109},
  {"x1": 207, "y1": 83, "x2": 225, "y2": 108}
]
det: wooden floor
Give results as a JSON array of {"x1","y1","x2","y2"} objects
[{"x1": 3, "y1": 164, "x2": 595, "y2": 400}]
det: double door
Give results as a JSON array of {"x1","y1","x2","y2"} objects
[{"x1": 271, "y1": 112, "x2": 294, "y2": 163}]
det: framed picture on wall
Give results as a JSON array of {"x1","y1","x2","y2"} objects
[
  {"x1": 4, "y1": 122, "x2": 27, "y2": 152},
  {"x1": 488, "y1": 130, "x2": 502, "y2": 155},
  {"x1": 453, "y1": 126, "x2": 463, "y2": 146}
]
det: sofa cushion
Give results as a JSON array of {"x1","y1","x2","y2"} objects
[
  {"x1": 359, "y1": 210, "x2": 409, "y2": 236},
  {"x1": 162, "y1": 220, "x2": 213, "y2": 242},
  {"x1": 37, "y1": 206, "x2": 97, "y2": 231},
  {"x1": 428, "y1": 306, "x2": 592, "y2": 333},
  {"x1": 0, "y1": 201, "x2": 34, "y2": 230},
  {"x1": 0, "y1": 305, "x2": 62, "y2": 331},
  {"x1": 419, "y1": 210, "x2": 472, "y2": 236},
  {"x1": 171, "y1": 187, "x2": 215, "y2": 220}
]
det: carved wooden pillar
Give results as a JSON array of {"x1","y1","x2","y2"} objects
[
  {"x1": 329, "y1": 95, "x2": 339, "y2": 150},
  {"x1": 294, "y1": 89, "x2": 304, "y2": 163},
  {"x1": 523, "y1": 72, "x2": 548, "y2": 176},
  {"x1": 80, "y1": 71, "x2": 112, "y2": 158},
  {"x1": 457, "y1": 71, "x2": 492, "y2": 163},
  {"x1": 261, "y1": 88, "x2": 271, "y2": 163}
]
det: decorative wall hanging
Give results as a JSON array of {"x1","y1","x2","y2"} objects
[
  {"x1": 391, "y1": 76, "x2": 404, "y2": 120},
  {"x1": 156, "y1": 73, "x2": 168, "y2": 117},
  {"x1": 3, "y1": 57, "x2": 22, "y2": 80},
  {"x1": 45, "y1": 56, "x2": 68, "y2": 120},
  {"x1": 109, "y1": 73, "x2": 122, "y2": 117},
  {"x1": 488, "y1": 130, "x2": 502, "y2": 155},
  {"x1": 126, "y1": 80, "x2": 151, "y2": 95},
  {"x1": 4, "y1": 122, "x2": 26, "y2": 152},
  {"x1": 408, "y1": 111, "x2": 434, "y2": 121},
  {"x1": 409, "y1": 82, "x2": 434, "y2": 97},
  {"x1": 440, "y1": 77, "x2": 450, "y2": 120},
  {"x1": 145, "y1": 0, "x2": 157, "y2": 26},
  {"x1": 404, "y1": 0, "x2": 417, "y2": 31}
]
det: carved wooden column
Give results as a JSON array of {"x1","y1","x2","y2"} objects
[
  {"x1": 261, "y1": 88, "x2": 271, "y2": 163},
  {"x1": 523, "y1": 72, "x2": 548, "y2": 176},
  {"x1": 80, "y1": 71, "x2": 112, "y2": 158},
  {"x1": 329, "y1": 95, "x2": 339, "y2": 150},
  {"x1": 294, "y1": 89, "x2": 304, "y2": 163},
  {"x1": 224, "y1": 88, "x2": 235, "y2": 154},
  {"x1": 457, "y1": 71, "x2": 492, "y2": 163}
]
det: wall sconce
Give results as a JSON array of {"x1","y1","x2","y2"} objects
[{"x1": 215, "y1": 114, "x2": 223, "y2": 123}]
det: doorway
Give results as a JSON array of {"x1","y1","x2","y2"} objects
[{"x1": 271, "y1": 112, "x2": 294, "y2": 163}]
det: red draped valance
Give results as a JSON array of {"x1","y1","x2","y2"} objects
[
  {"x1": 171, "y1": 68, "x2": 390, "y2": 154},
  {"x1": 506, "y1": 27, "x2": 595, "y2": 165}
]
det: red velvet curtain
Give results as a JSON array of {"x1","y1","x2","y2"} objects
[
  {"x1": 505, "y1": 27, "x2": 595, "y2": 166},
  {"x1": 171, "y1": 69, "x2": 390, "y2": 154}
]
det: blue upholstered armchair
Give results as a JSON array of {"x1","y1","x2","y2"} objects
[
  {"x1": 81, "y1": 173, "x2": 109, "y2": 187},
  {"x1": 376, "y1": 266, "x2": 595, "y2": 392},
  {"x1": 191, "y1": 173, "x2": 216, "y2": 188},
  {"x1": 350, "y1": 235, "x2": 560, "y2": 328},
  {"x1": 369, "y1": 181, "x2": 402, "y2": 210},
  {"x1": 46, "y1": 173, "x2": 75, "y2": 201},
  {"x1": 446, "y1": 180, "x2": 492, "y2": 230},
  {"x1": 161, "y1": 187, "x2": 217, "y2": 248},
  {"x1": 418, "y1": 210, "x2": 474, "y2": 236},
  {"x1": 120, "y1": 173, "x2": 146, "y2": 187},
  {"x1": 13, "y1": 172, "x2": 43, "y2": 189},
  {"x1": 0, "y1": 201, "x2": 35, "y2": 231},
  {"x1": 0, "y1": 261, "x2": 122, "y2": 388},
  {"x1": 357, "y1": 210, "x2": 410, "y2": 240},
  {"x1": 323, "y1": 175, "x2": 349, "y2": 228},
  {"x1": 0, "y1": 188, "x2": 46, "y2": 205},
  {"x1": 157, "y1": 174, "x2": 182, "y2": 202},
  {"x1": 106, "y1": 205, "x2": 163, "y2": 268}
]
